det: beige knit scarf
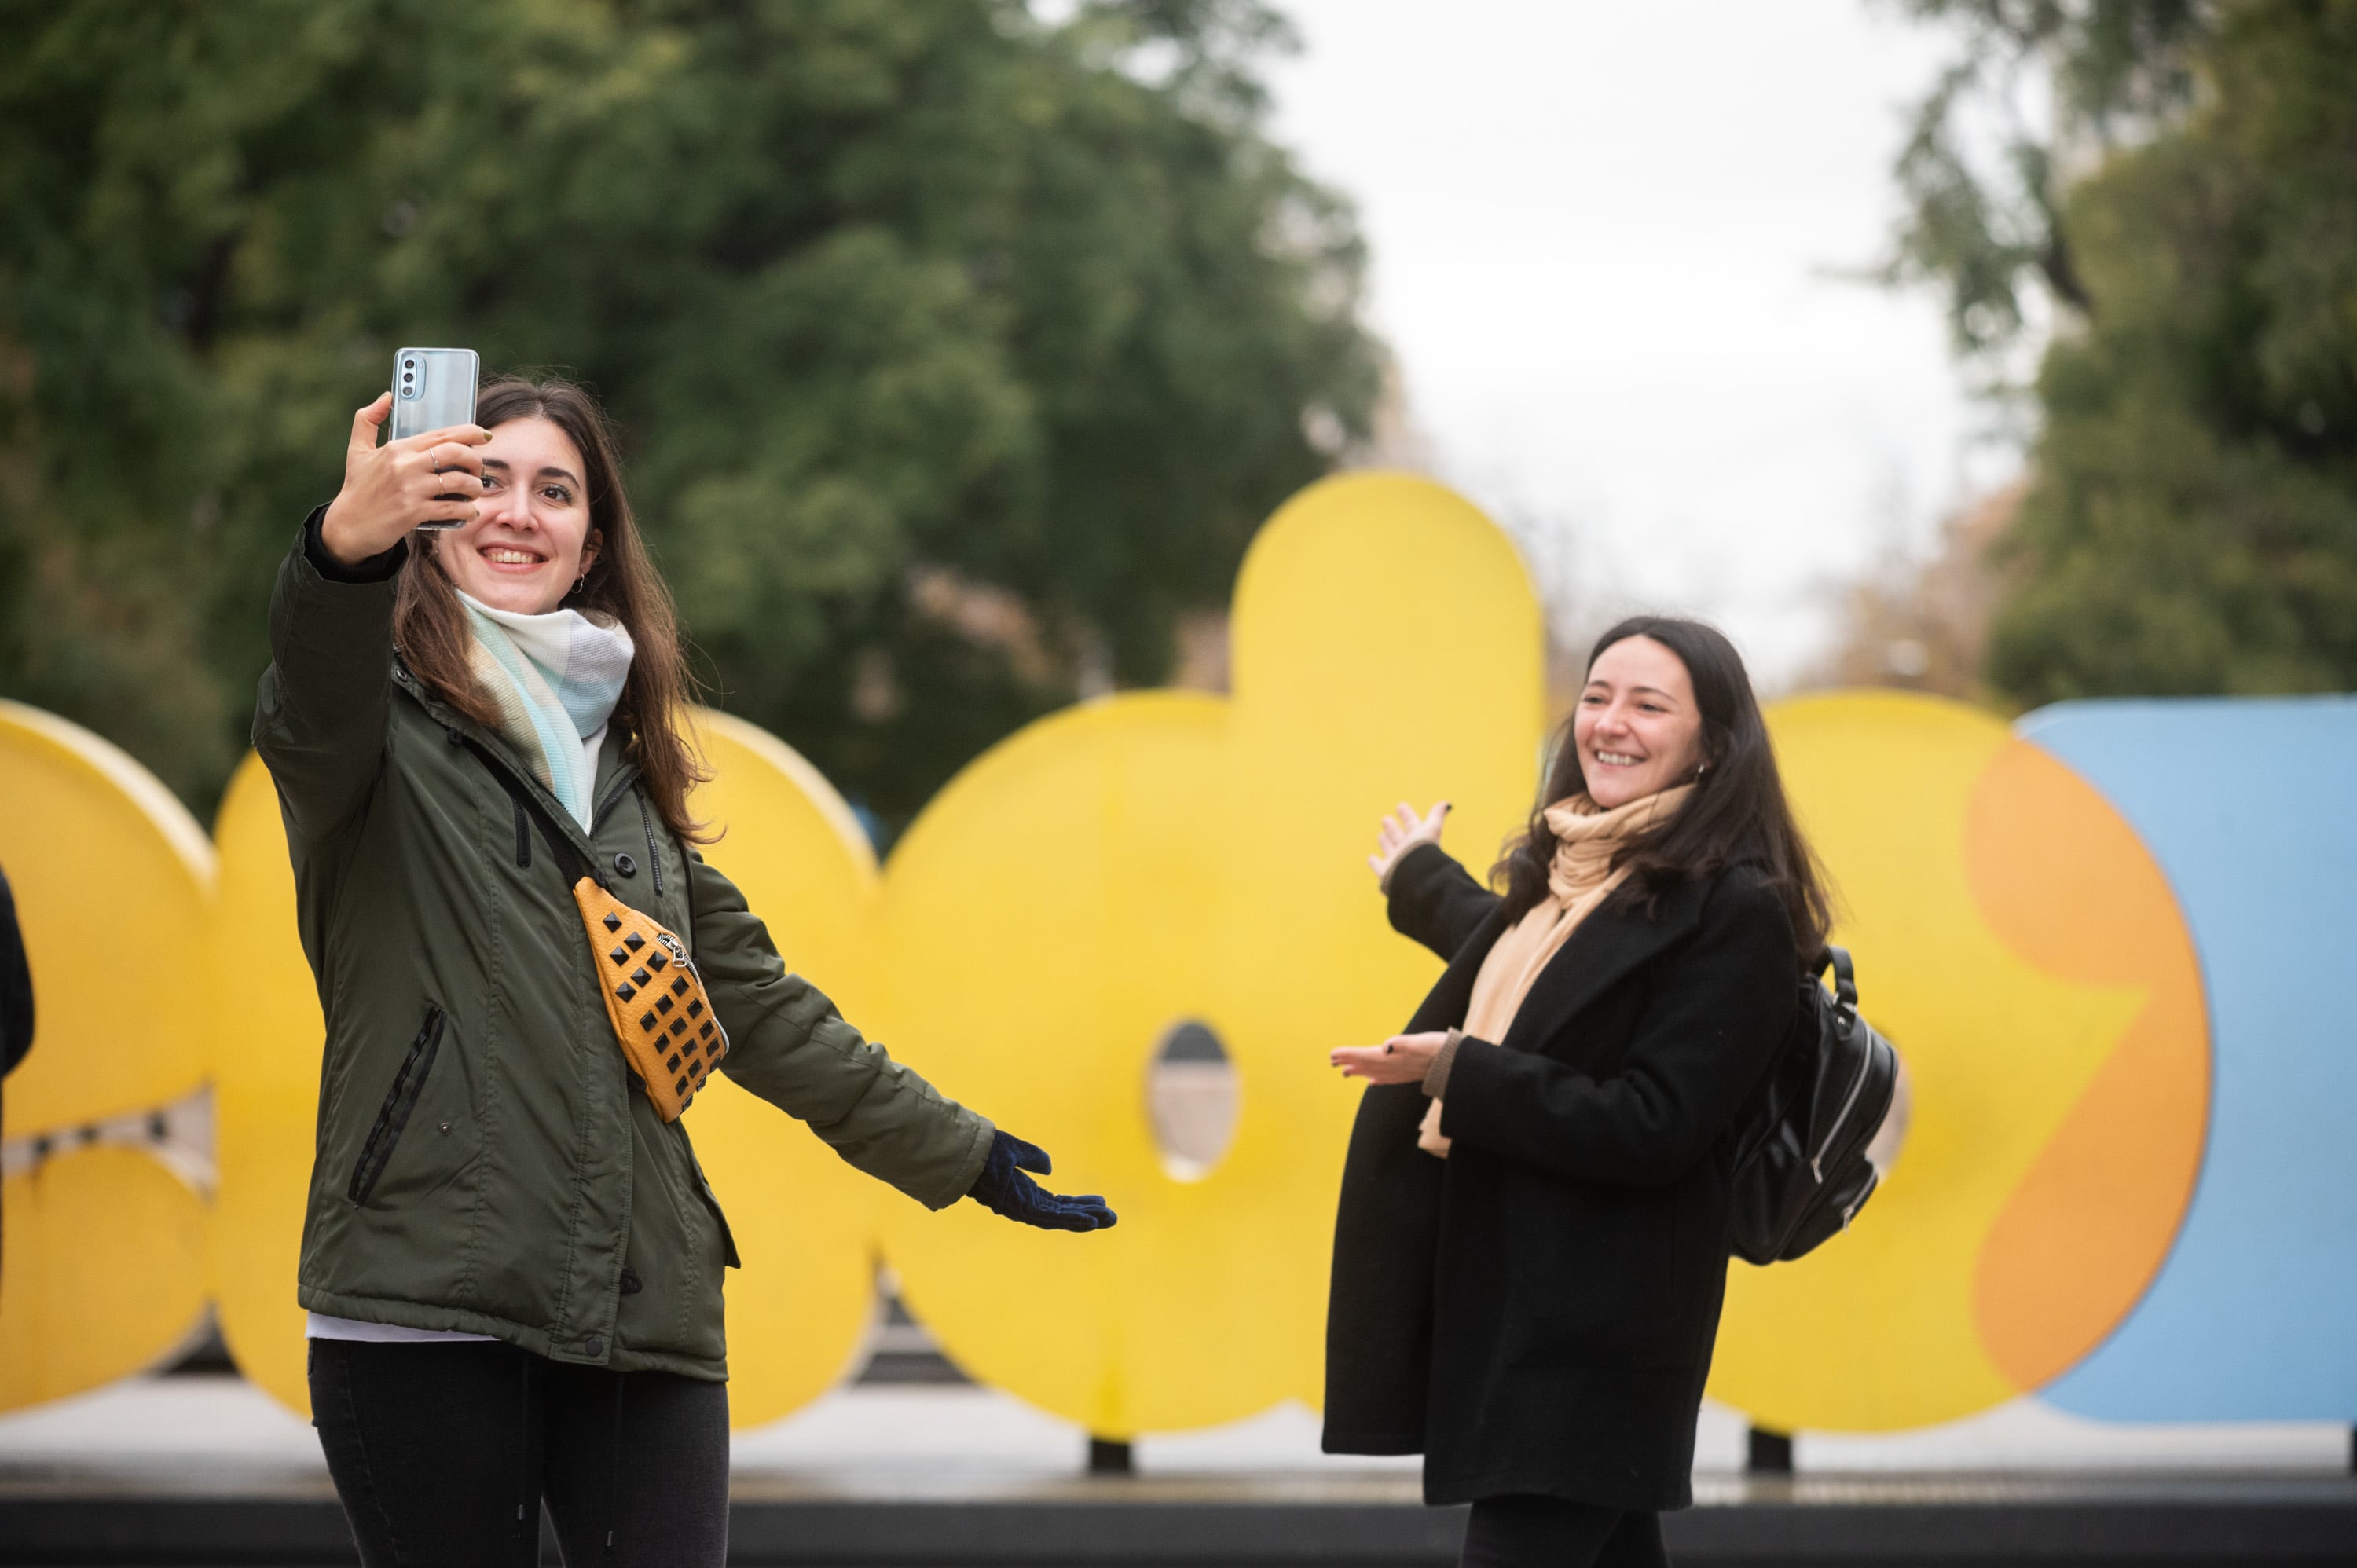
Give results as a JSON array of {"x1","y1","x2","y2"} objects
[{"x1": 1419, "y1": 784, "x2": 1692, "y2": 1157}]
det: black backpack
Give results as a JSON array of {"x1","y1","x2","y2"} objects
[{"x1": 1727, "y1": 947, "x2": 1901, "y2": 1265}]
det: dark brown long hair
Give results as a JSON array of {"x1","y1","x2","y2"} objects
[
  {"x1": 1492, "y1": 615, "x2": 1830, "y2": 959},
  {"x1": 392, "y1": 376, "x2": 713, "y2": 843}
]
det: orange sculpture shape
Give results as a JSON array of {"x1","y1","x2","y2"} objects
[{"x1": 1966, "y1": 738, "x2": 2210, "y2": 1388}]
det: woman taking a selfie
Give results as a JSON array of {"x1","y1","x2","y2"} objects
[
  {"x1": 258, "y1": 376, "x2": 1112, "y2": 1566},
  {"x1": 1322, "y1": 617, "x2": 1828, "y2": 1568}
]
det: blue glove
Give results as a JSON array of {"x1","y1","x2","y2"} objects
[{"x1": 967, "y1": 1131, "x2": 1117, "y2": 1232}]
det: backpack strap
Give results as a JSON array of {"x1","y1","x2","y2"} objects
[{"x1": 1825, "y1": 945, "x2": 1860, "y2": 1018}]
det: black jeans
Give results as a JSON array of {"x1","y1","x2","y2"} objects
[
  {"x1": 1459, "y1": 1495, "x2": 1668, "y2": 1568},
  {"x1": 308, "y1": 1338, "x2": 729, "y2": 1567}
]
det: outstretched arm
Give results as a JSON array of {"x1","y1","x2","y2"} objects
[
  {"x1": 688, "y1": 852, "x2": 1113, "y2": 1228},
  {"x1": 690, "y1": 850, "x2": 992, "y2": 1208}
]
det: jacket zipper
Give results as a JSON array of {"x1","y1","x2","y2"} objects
[
  {"x1": 591, "y1": 766, "x2": 640, "y2": 831},
  {"x1": 636, "y1": 793, "x2": 664, "y2": 896},
  {"x1": 348, "y1": 1006, "x2": 447, "y2": 1205},
  {"x1": 398, "y1": 663, "x2": 568, "y2": 813},
  {"x1": 1809, "y1": 1040, "x2": 1878, "y2": 1184},
  {"x1": 411, "y1": 680, "x2": 625, "y2": 874}
]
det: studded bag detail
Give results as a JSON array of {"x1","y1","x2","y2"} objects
[
  {"x1": 572, "y1": 877, "x2": 726, "y2": 1121},
  {"x1": 464, "y1": 737, "x2": 727, "y2": 1122}
]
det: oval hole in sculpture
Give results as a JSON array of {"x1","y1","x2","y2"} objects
[{"x1": 1146, "y1": 1020, "x2": 1239, "y2": 1181}]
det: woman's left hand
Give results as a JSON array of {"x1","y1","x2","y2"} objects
[
  {"x1": 967, "y1": 1130, "x2": 1117, "y2": 1231},
  {"x1": 1369, "y1": 800, "x2": 1450, "y2": 886},
  {"x1": 1330, "y1": 1031, "x2": 1449, "y2": 1085}
]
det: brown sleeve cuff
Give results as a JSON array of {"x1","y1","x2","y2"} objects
[{"x1": 1424, "y1": 1028, "x2": 1464, "y2": 1097}]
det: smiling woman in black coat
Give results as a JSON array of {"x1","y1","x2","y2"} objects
[{"x1": 1324, "y1": 617, "x2": 1831, "y2": 1568}]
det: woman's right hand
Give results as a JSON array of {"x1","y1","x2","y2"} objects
[
  {"x1": 317, "y1": 393, "x2": 491, "y2": 566},
  {"x1": 1369, "y1": 800, "x2": 1450, "y2": 888}
]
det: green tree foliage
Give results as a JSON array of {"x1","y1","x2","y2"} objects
[
  {"x1": 0, "y1": 0, "x2": 1378, "y2": 826},
  {"x1": 1884, "y1": 1, "x2": 2357, "y2": 702},
  {"x1": 1880, "y1": 0, "x2": 2209, "y2": 366}
]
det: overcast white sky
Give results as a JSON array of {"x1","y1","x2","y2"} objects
[{"x1": 1263, "y1": 0, "x2": 2015, "y2": 687}]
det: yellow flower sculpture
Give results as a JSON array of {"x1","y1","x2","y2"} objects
[
  {"x1": 0, "y1": 702, "x2": 211, "y2": 1408},
  {"x1": 867, "y1": 474, "x2": 1545, "y2": 1435},
  {"x1": 9, "y1": 474, "x2": 2207, "y2": 1444},
  {"x1": 1711, "y1": 694, "x2": 2206, "y2": 1431}
]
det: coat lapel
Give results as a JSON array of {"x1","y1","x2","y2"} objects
[
  {"x1": 1497, "y1": 876, "x2": 1710, "y2": 1053},
  {"x1": 1406, "y1": 903, "x2": 1513, "y2": 1034}
]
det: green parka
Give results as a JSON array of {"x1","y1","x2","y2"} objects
[{"x1": 255, "y1": 516, "x2": 993, "y2": 1379}]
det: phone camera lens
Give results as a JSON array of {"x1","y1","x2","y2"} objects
[{"x1": 403, "y1": 358, "x2": 416, "y2": 368}]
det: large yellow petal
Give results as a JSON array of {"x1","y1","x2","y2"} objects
[{"x1": 0, "y1": 1147, "x2": 204, "y2": 1411}]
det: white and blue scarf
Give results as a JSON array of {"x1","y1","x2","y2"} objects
[{"x1": 459, "y1": 592, "x2": 635, "y2": 826}]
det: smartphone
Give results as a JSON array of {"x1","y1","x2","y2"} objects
[{"x1": 388, "y1": 347, "x2": 480, "y2": 531}]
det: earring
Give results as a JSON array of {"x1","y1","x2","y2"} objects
[{"x1": 570, "y1": 574, "x2": 587, "y2": 595}]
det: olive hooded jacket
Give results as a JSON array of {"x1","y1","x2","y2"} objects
[{"x1": 255, "y1": 516, "x2": 993, "y2": 1379}]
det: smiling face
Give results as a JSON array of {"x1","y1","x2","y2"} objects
[
  {"x1": 435, "y1": 416, "x2": 601, "y2": 615},
  {"x1": 1573, "y1": 634, "x2": 1707, "y2": 809}
]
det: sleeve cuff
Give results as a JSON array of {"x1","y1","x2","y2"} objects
[
  {"x1": 1383, "y1": 839, "x2": 1442, "y2": 899},
  {"x1": 1423, "y1": 1028, "x2": 1464, "y2": 1097},
  {"x1": 938, "y1": 1114, "x2": 999, "y2": 1211},
  {"x1": 303, "y1": 504, "x2": 409, "y2": 584}
]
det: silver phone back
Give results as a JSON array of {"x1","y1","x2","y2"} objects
[
  {"x1": 388, "y1": 347, "x2": 479, "y2": 443},
  {"x1": 390, "y1": 348, "x2": 479, "y2": 530}
]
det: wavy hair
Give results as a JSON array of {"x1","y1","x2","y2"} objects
[
  {"x1": 391, "y1": 376, "x2": 712, "y2": 843},
  {"x1": 1492, "y1": 615, "x2": 1829, "y2": 958}
]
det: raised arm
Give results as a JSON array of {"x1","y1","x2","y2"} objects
[
  {"x1": 1369, "y1": 800, "x2": 1500, "y2": 962},
  {"x1": 251, "y1": 394, "x2": 487, "y2": 841},
  {"x1": 251, "y1": 511, "x2": 403, "y2": 840},
  {"x1": 1436, "y1": 874, "x2": 1797, "y2": 1188},
  {"x1": 1384, "y1": 842, "x2": 1502, "y2": 962}
]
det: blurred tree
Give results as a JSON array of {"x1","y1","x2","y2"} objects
[
  {"x1": 1879, "y1": 0, "x2": 2209, "y2": 373},
  {"x1": 1810, "y1": 483, "x2": 2018, "y2": 700},
  {"x1": 0, "y1": 0, "x2": 1378, "y2": 828},
  {"x1": 1882, "y1": 2, "x2": 2357, "y2": 703}
]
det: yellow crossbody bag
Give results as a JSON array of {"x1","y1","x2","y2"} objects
[
  {"x1": 476, "y1": 742, "x2": 727, "y2": 1122},
  {"x1": 572, "y1": 879, "x2": 726, "y2": 1121}
]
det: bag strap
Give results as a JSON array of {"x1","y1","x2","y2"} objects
[
  {"x1": 460, "y1": 735, "x2": 602, "y2": 892},
  {"x1": 1826, "y1": 944, "x2": 1859, "y2": 1016}
]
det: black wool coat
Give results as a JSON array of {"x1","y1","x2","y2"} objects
[{"x1": 1322, "y1": 842, "x2": 1800, "y2": 1511}]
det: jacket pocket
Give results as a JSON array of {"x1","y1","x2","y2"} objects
[
  {"x1": 347, "y1": 1006, "x2": 446, "y2": 1205},
  {"x1": 689, "y1": 1156, "x2": 741, "y2": 1269}
]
